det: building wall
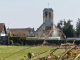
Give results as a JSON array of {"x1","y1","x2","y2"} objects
[
  {"x1": 37, "y1": 23, "x2": 45, "y2": 32},
  {"x1": 43, "y1": 8, "x2": 53, "y2": 30},
  {"x1": 52, "y1": 24, "x2": 60, "y2": 37},
  {"x1": 0, "y1": 36, "x2": 8, "y2": 45},
  {"x1": 28, "y1": 28, "x2": 35, "y2": 37},
  {"x1": 35, "y1": 24, "x2": 45, "y2": 37},
  {"x1": 0, "y1": 28, "x2": 6, "y2": 36},
  {"x1": 35, "y1": 31, "x2": 43, "y2": 37}
]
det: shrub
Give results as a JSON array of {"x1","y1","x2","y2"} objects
[
  {"x1": 15, "y1": 43, "x2": 21, "y2": 46},
  {"x1": 9, "y1": 40, "x2": 14, "y2": 45},
  {"x1": 27, "y1": 52, "x2": 32, "y2": 59},
  {"x1": 67, "y1": 52, "x2": 71, "y2": 55},
  {"x1": 66, "y1": 52, "x2": 71, "y2": 59}
]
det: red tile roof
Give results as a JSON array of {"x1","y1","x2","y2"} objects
[
  {"x1": 9, "y1": 28, "x2": 31, "y2": 36},
  {"x1": 9, "y1": 28, "x2": 30, "y2": 32},
  {"x1": 0, "y1": 23, "x2": 5, "y2": 32}
]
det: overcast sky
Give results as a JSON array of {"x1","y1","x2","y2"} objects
[{"x1": 0, "y1": 0, "x2": 80, "y2": 30}]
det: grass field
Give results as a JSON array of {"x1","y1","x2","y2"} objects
[
  {"x1": 0, "y1": 45, "x2": 58, "y2": 60},
  {"x1": 0, "y1": 45, "x2": 78, "y2": 60}
]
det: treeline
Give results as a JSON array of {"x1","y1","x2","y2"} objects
[{"x1": 57, "y1": 18, "x2": 80, "y2": 38}]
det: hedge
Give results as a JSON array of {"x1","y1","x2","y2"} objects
[{"x1": 8, "y1": 37, "x2": 80, "y2": 45}]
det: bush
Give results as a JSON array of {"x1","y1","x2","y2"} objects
[
  {"x1": 8, "y1": 36, "x2": 80, "y2": 45},
  {"x1": 15, "y1": 43, "x2": 21, "y2": 46},
  {"x1": 9, "y1": 40, "x2": 14, "y2": 45},
  {"x1": 27, "y1": 52, "x2": 32, "y2": 59},
  {"x1": 67, "y1": 52, "x2": 71, "y2": 55}
]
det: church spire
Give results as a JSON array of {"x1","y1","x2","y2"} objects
[{"x1": 48, "y1": 3, "x2": 49, "y2": 8}]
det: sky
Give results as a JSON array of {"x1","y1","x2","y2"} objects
[{"x1": 0, "y1": 0, "x2": 80, "y2": 30}]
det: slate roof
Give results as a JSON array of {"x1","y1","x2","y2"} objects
[
  {"x1": 43, "y1": 8, "x2": 53, "y2": 11},
  {"x1": 36, "y1": 23, "x2": 57, "y2": 32}
]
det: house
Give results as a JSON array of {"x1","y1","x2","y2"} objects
[
  {"x1": 0, "y1": 23, "x2": 8, "y2": 45},
  {"x1": 7, "y1": 28, "x2": 35, "y2": 37},
  {"x1": 0, "y1": 23, "x2": 7, "y2": 36}
]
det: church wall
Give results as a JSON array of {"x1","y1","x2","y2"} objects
[
  {"x1": 35, "y1": 24, "x2": 45, "y2": 37},
  {"x1": 37, "y1": 24, "x2": 45, "y2": 32},
  {"x1": 52, "y1": 24, "x2": 60, "y2": 37}
]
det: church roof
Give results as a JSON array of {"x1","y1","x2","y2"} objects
[
  {"x1": 36, "y1": 23, "x2": 58, "y2": 32},
  {"x1": 43, "y1": 8, "x2": 53, "y2": 11},
  {"x1": 36, "y1": 23, "x2": 44, "y2": 32}
]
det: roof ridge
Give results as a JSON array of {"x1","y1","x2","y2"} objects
[{"x1": 9, "y1": 28, "x2": 30, "y2": 29}]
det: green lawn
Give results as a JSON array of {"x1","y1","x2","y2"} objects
[
  {"x1": 0, "y1": 45, "x2": 76, "y2": 60},
  {"x1": 0, "y1": 45, "x2": 57, "y2": 60}
]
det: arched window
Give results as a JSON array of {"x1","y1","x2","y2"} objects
[
  {"x1": 45, "y1": 12, "x2": 47, "y2": 17},
  {"x1": 49, "y1": 12, "x2": 51, "y2": 17}
]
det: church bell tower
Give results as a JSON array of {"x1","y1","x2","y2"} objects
[{"x1": 43, "y1": 8, "x2": 53, "y2": 30}]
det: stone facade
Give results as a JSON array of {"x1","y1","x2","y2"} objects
[{"x1": 35, "y1": 8, "x2": 63, "y2": 39}]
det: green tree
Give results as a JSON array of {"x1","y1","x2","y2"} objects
[
  {"x1": 76, "y1": 18, "x2": 80, "y2": 37},
  {"x1": 57, "y1": 19, "x2": 76, "y2": 37},
  {"x1": 63, "y1": 25, "x2": 76, "y2": 37}
]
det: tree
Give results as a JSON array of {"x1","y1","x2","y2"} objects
[
  {"x1": 57, "y1": 19, "x2": 76, "y2": 37},
  {"x1": 76, "y1": 18, "x2": 80, "y2": 37},
  {"x1": 63, "y1": 24, "x2": 76, "y2": 37},
  {"x1": 57, "y1": 22, "x2": 62, "y2": 30}
]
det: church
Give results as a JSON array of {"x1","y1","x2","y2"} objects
[
  {"x1": 35, "y1": 8, "x2": 63, "y2": 39},
  {"x1": 7, "y1": 8, "x2": 64, "y2": 40}
]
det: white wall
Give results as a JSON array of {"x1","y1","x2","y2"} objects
[
  {"x1": 53, "y1": 24, "x2": 60, "y2": 37},
  {"x1": 37, "y1": 23, "x2": 45, "y2": 32},
  {"x1": 0, "y1": 28, "x2": 6, "y2": 36}
]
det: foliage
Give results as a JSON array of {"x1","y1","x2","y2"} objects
[
  {"x1": 72, "y1": 51, "x2": 74, "y2": 55},
  {"x1": 9, "y1": 36, "x2": 26, "y2": 45},
  {"x1": 8, "y1": 36, "x2": 80, "y2": 46},
  {"x1": 67, "y1": 52, "x2": 71, "y2": 55},
  {"x1": 15, "y1": 43, "x2": 21, "y2": 46},
  {"x1": 43, "y1": 41, "x2": 48, "y2": 44},
  {"x1": 66, "y1": 52, "x2": 71, "y2": 59},
  {"x1": 27, "y1": 52, "x2": 32, "y2": 59},
  {"x1": 63, "y1": 25, "x2": 76, "y2": 37},
  {"x1": 8, "y1": 40, "x2": 14, "y2": 45},
  {"x1": 57, "y1": 19, "x2": 77, "y2": 37},
  {"x1": 57, "y1": 22, "x2": 62, "y2": 30},
  {"x1": 76, "y1": 18, "x2": 80, "y2": 37}
]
